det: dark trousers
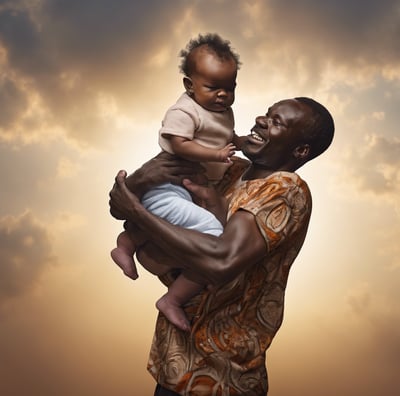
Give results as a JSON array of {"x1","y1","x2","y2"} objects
[{"x1": 154, "y1": 384, "x2": 180, "y2": 396}]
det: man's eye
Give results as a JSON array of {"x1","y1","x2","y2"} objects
[{"x1": 273, "y1": 118, "x2": 282, "y2": 126}]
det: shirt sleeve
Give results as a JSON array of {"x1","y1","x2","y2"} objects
[
  {"x1": 231, "y1": 174, "x2": 311, "y2": 253},
  {"x1": 160, "y1": 108, "x2": 198, "y2": 140}
]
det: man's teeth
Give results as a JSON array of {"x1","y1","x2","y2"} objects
[{"x1": 251, "y1": 131, "x2": 264, "y2": 142}]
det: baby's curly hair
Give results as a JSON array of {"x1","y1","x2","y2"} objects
[{"x1": 179, "y1": 33, "x2": 241, "y2": 76}]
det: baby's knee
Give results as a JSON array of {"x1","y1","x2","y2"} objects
[
  {"x1": 136, "y1": 249, "x2": 170, "y2": 276},
  {"x1": 117, "y1": 231, "x2": 134, "y2": 249}
]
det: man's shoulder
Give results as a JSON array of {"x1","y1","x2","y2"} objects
[
  {"x1": 250, "y1": 171, "x2": 311, "y2": 207},
  {"x1": 227, "y1": 170, "x2": 311, "y2": 218},
  {"x1": 266, "y1": 171, "x2": 310, "y2": 192}
]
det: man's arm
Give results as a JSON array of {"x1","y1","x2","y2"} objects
[
  {"x1": 109, "y1": 171, "x2": 267, "y2": 285},
  {"x1": 109, "y1": 151, "x2": 204, "y2": 220},
  {"x1": 124, "y1": 151, "x2": 204, "y2": 199}
]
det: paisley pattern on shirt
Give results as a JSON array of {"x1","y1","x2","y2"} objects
[{"x1": 148, "y1": 158, "x2": 312, "y2": 396}]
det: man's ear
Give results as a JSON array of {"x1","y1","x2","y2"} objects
[
  {"x1": 183, "y1": 77, "x2": 194, "y2": 95},
  {"x1": 293, "y1": 144, "x2": 310, "y2": 159}
]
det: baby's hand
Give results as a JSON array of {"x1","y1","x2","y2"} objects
[{"x1": 218, "y1": 143, "x2": 236, "y2": 163}]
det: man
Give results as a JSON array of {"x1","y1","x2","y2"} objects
[{"x1": 109, "y1": 97, "x2": 334, "y2": 396}]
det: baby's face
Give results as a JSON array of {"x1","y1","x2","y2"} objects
[{"x1": 186, "y1": 52, "x2": 237, "y2": 112}]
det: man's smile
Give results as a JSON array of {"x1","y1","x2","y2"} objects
[{"x1": 249, "y1": 129, "x2": 267, "y2": 144}]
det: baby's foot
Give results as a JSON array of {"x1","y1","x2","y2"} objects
[
  {"x1": 110, "y1": 248, "x2": 138, "y2": 280},
  {"x1": 156, "y1": 294, "x2": 190, "y2": 332}
]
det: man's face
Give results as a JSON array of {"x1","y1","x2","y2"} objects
[{"x1": 242, "y1": 99, "x2": 311, "y2": 168}]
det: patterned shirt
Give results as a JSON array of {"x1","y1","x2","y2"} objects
[{"x1": 148, "y1": 158, "x2": 312, "y2": 396}]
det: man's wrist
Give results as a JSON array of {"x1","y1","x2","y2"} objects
[{"x1": 125, "y1": 171, "x2": 146, "y2": 199}]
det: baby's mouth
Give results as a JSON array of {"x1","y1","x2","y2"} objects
[{"x1": 215, "y1": 102, "x2": 226, "y2": 108}]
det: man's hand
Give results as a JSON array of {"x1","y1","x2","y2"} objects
[
  {"x1": 125, "y1": 152, "x2": 205, "y2": 199},
  {"x1": 109, "y1": 170, "x2": 141, "y2": 220}
]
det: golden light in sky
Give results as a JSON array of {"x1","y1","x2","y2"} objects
[{"x1": 1, "y1": 1, "x2": 399, "y2": 395}]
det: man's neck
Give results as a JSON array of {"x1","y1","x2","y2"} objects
[
  {"x1": 242, "y1": 166, "x2": 274, "y2": 180},
  {"x1": 242, "y1": 164, "x2": 297, "y2": 181}
]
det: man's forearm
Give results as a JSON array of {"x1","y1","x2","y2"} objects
[
  {"x1": 130, "y1": 202, "x2": 223, "y2": 283},
  {"x1": 124, "y1": 168, "x2": 148, "y2": 199},
  {"x1": 127, "y1": 198, "x2": 266, "y2": 286},
  {"x1": 110, "y1": 169, "x2": 267, "y2": 285},
  {"x1": 123, "y1": 152, "x2": 205, "y2": 199}
]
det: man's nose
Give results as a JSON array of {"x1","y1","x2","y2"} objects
[{"x1": 255, "y1": 115, "x2": 269, "y2": 127}]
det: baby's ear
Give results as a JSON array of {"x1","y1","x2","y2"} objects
[{"x1": 183, "y1": 77, "x2": 194, "y2": 95}]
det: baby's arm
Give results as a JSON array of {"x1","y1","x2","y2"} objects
[{"x1": 169, "y1": 136, "x2": 236, "y2": 163}]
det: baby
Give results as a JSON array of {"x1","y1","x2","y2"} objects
[{"x1": 111, "y1": 33, "x2": 244, "y2": 331}]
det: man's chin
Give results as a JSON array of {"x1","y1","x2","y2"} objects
[{"x1": 241, "y1": 145, "x2": 255, "y2": 161}]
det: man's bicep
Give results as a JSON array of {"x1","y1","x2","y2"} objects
[{"x1": 217, "y1": 210, "x2": 267, "y2": 282}]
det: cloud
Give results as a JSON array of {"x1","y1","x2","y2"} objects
[
  {"x1": 0, "y1": 0, "x2": 398, "y2": 150},
  {"x1": 157, "y1": 0, "x2": 400, "y2": 99},
  {"x1": 345, "y1": 282, "x2": 400, "y2": 368},
  {"x1": 344, "y1": 134, "x2": 400, "y2": 196},
  {"x1": 0, "y1": 75, "x2": 27, "y2": 128},
  {"x1": 265, "y1": 0, "x2": 400, "y2": 64},
  {"x1": 0, "y1": 140, "x2": 64, "y2": 214},
  {"x1": 0, "y1": 211, "x2": 55, "y2": 304},
  {"x1": 0, "y1": 0, "x2": 191, "y2": 147},
  {"x1": 346, "y1": 282, "x2": 371, "y2": 315},
  {"x1": 56, "y1": 156, "x2": 82, "y2": 178},
  {"x1": 329, "y1": 74, "x2": 400, "y2": 210},
  {"x1": 374, "y1": 227, "x2": 400, "y2": 270}
]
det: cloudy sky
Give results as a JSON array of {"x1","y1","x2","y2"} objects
[{"x1": 0, "y1": 0, "x2": 399, "y2": 395}]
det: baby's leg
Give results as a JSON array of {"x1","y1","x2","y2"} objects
[
  {"x1": 111, "y1": 231, "x2": 138, "y2": 280},
  {"x1": 156, "y1": 274, "x2": 204, "y2": 332},
  {"x1": 136, "y1": 245, "x2": 170, "y2": 276}
]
